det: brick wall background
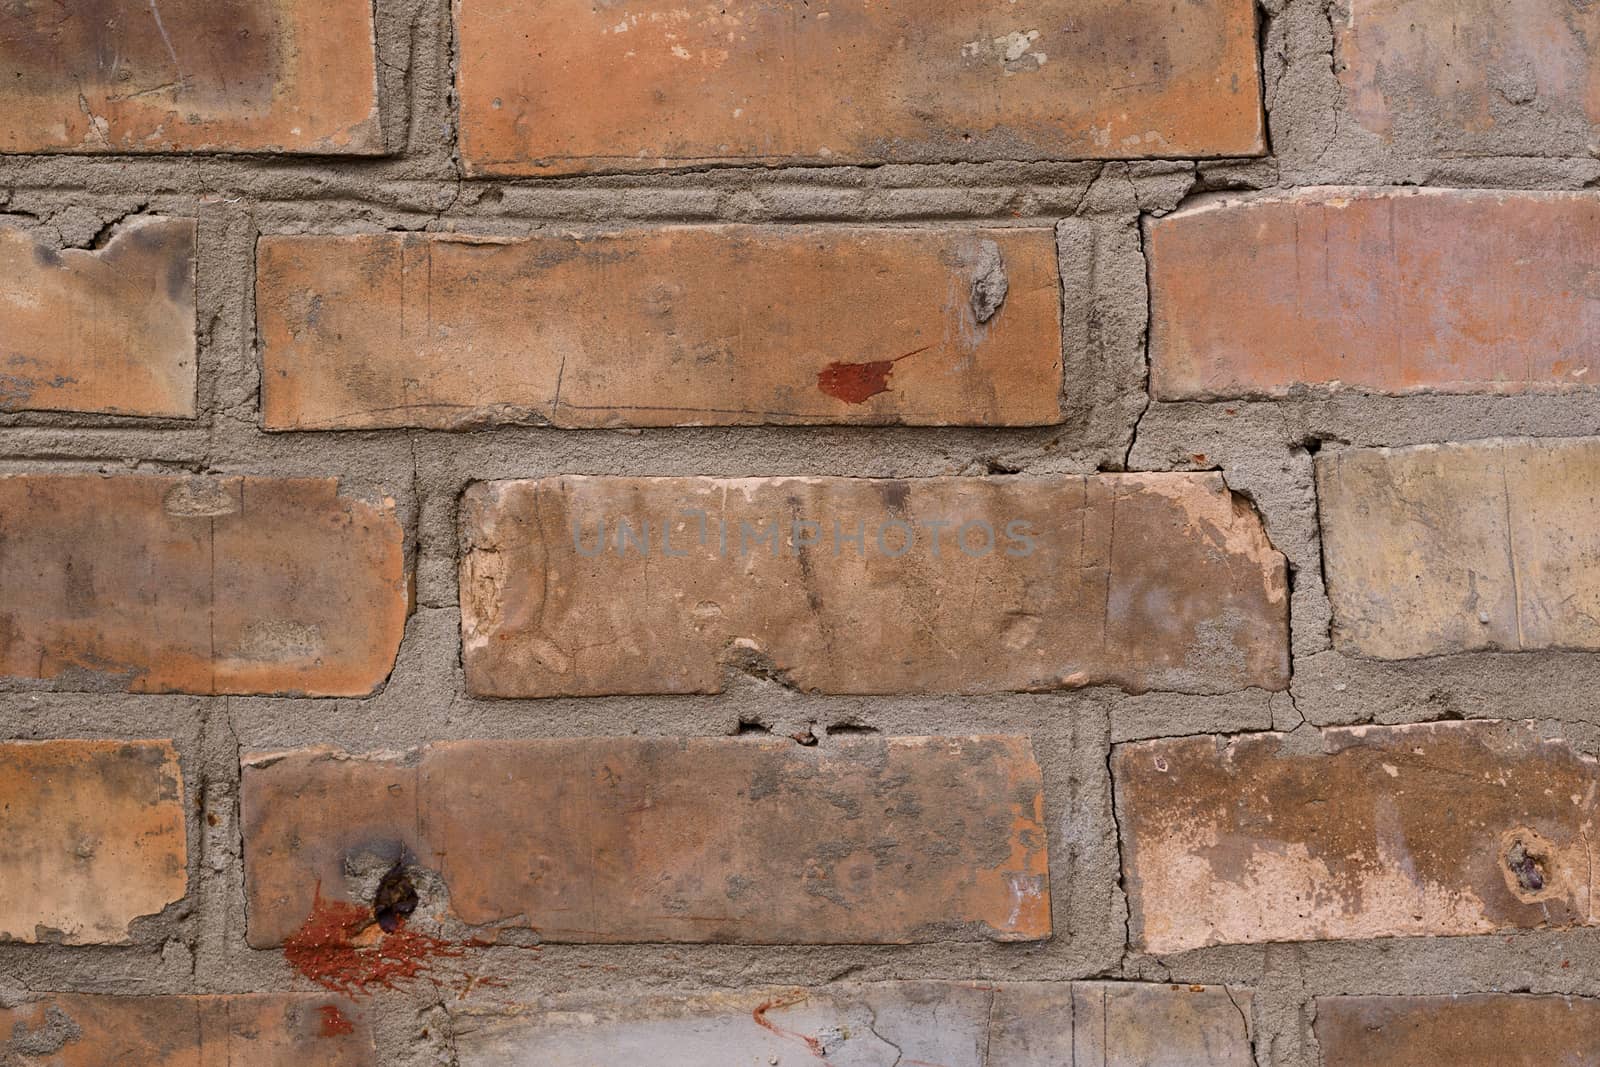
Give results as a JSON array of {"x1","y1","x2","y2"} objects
[{"x1": 1, "y1": 0, "x2": 1598, "y2": 1063}]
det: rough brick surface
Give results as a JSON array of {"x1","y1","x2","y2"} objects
[
  {"x1": 0, "y1": 0, "x2": 380, "y2": 153},
  {"x1": 1318, "y1": 438, "x2": 1600, "y2": 659},
  {"x1": 459, "y1": 475, "x2": 1289, "y2": 697},
  {"x1": 1116, "y1": 720, "x2": 1600, "y2": 953},
  {"x1": 456, "y1": 0, "x2": 1264, "y2": 175},
  {"x1": 1148, "y1": 189, "x2": 1600, "y2": 399},
  {"x1": 1315, "y1": 994, "x2": 1600, "y2": 1067},
  {"x1": 0, "y1": 994, "x2": 374, "y2": 1064},
  {"x1": 0, "y1": 740, "x2": 185, "y2": 944},
  {"x1": 0, "y1": 218, "x2": 195, "y2": 417},
  {"x1": 257, "y1": 227, "x2": 1063, "y2": 429},
  {"x1": 1335, "y1": 0, "x2": 1600, "y2": 159},
  {"x1": 0, "y1": 475, "x2": 407, "y2": 695},
  {"x1": 241, "y1": 736, "x2": 1049, "y2": 946},
  {"x1": 453, "y1": 982, "x2": 1253, "y2": 1066}
]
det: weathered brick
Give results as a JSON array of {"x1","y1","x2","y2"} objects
[
  {"x1": 1335, "y1": 0, "x2": 1600, "y2": 159},
  {"x1": 241, "y1": 736, "x2": 1049, "y2": 946},
  {"x1": 257, "y1": 227, "x2": 1062, "y2": 429},
  {"x1": 0, "y1": 740, "x2": 185, "y2": 944},
  {"x1": 456, "y1": 0, "x2": 1264, "y2": 176},
  {"x1": 0, "y1": 474, "x2": 407, "y2": 695},
  {"x1": 0, "y1": 0, "x2": 380, "y2": 154},
  {"x1": 1148, "y1": 189, "x2": 1600, "y2": 399},
  {"x1": 1315, "y1": 994, "x2": 1600, "y2": 1067},
  {"x1": 1318, "y1": 438, "x2": 1600, "y2": 659},
  {"x1": 453, "y1": 982, "x2": 1253, "y2": 1066},
  {"x1": 0, "y1": 994, "x2": 374, "y2": 1064},
  {"x1": 0, "y1": 218, "x2": 194, "y2": 417},
  {"x1": 1115, "y1": 720, "x2": 1599, "y2": 953},
  {"x1": 459, "y1": 475, "x2": 1289, "y2": 697}
]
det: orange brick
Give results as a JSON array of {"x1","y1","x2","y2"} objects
[
  {"x1": 257, "y1": 227, "x2": 1062, "y2": 429},
  {"x1": 241, "y1": 736, "x2": 1050, "y2": 946},
  {"x1": 0, "y1": 994, "x2": 374, "y2": 1064},
  {"x1": 456, "y1": 0, "x2": 1264, "y2": 176},
  {"x1": 1116, "y1": 721, "x2": 1600, "y2": 953},
  {"x1": 460, "y1": 475, "x2": 1289, "y2": 697},
  {"x1": 1316, "y1": 994, "x2": 1600, "y2": 1067},
  {"x1": 0, "y1": 219, "x2": 194, "y2": 417},
  {"x1": 1149, "y1": 189, "x2": 1600, "y2": 399},
  {"x1": 0, "y1": 475, "x2": 407, "y2": 696},
  {"x1": 0, "y1": 0, "x2": 380, "y2": 153},
  {"x1": 0, "y1": 740, "x2": 185, "y2": 944},
  {"x1": 1336, "y1": 0, "x2": 1600, "y2": 158}
]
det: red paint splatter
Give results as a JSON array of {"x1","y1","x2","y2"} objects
[
  {"x1": 817, "y1": 345, "x2": 931, "y2": 404},
  {"x1": 318, "y1": 1004, "x2": 356, "y2": 1038},
  {"x1": 284, "y1": 885, "x2": 462, "y2": 996},
  {"x1": 752, "y1": 993, "x2": 825, "y2": 1057}
]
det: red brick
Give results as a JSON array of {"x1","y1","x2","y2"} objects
[
  {"x1": 1315, "y1": 994, "x2": 1600, "y2": 1067},
  {"x1": 1336, "y1": 0, "x2": 1600, "y2": 158},
  {"x1": 0, "y1": 475, "x2": 407, "y2": 696},
  {"x1": 257, "y1": 227, "x2": 1063, "y2": 429},
  {"x1": 456, "y1": 0, "x2": 1264, "y2": 176},
  {"x1": 0, "y1": 0, "x2": 380, "y2": 154},
  {"x1": 453, "y1": 981, "x2": 1252, "y2": 1065},
  {"x1": 0, "y1": 219, "x2": 194, "y2": 417},
  {"x1": 241, "y1": 736, "x2": 1050, "y2": 946},
  {"x1": 460, "y1": 475, "x2": 1288, "y2": 697},
  {"x1": 1149, "y1": 188, "x2": 1600, "y2": 399},
  {"x1": 1115, "y1": 720, "x2": 1599, "y2": 953},
  {"x1": 0, "y1": 994, "x2": 374, "y2": 1065},
  {"x1": 0, "y1": 740, "x2": 185, "y2": 944},
  {"x1": 1318, "y1": 438, "x2": 1600, "y2": 659}
]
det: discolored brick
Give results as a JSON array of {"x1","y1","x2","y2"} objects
[
  {"x1": 257, "y1": 227, "x2": 1063, "y2": 429},
  {"x1": 1148, "y1": 189, "x2": 1600, "y2": 399},
  {"x1": 1318, "y1": 437, "x2": 1600, "y2": 660},
  {"x1": 1115, "y1": 720, "x2": 1600, "y2": 953},
  {"x1": 0, "y1": 218, "x2": 195, "y2": 417},
  {"x1": 459, "y1": 475, "x2": 1288, "y2": 697},
  {"x1": 0, "y1": 740, "x2": 185, "y2": 944},
  {"x1": 0, "y1": 474, "x2": 407, "y2": 696},
  {"x1": 0, "y1": 994, "x2": 374, "y2": 1064},
  {"x1": 241, "y1": 736, "x2": 1050, "y2": 946},
  {"x1": 1315, "y1": 994, "x2": 1600, "y2": 1067},
  {"x1": 1335, "y1": 0, "x2": 1600, "y2": 159},
  {"x1": 453, "y1": 981, "x2": 1253, "y2": 1066},
  {"x1": 456, "y1": 0, "x2": 1264, "y2": 176},
  {"x1": 0, "y1": 0, "x2": 380, "y2": 154}
]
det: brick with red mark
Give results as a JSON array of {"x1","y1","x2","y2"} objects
[{"x1": 816, "y1": 345, "x2": 931, "y2": 404}]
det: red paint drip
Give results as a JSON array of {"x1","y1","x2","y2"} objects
[
  {"x1": 318, "y1": 1004, "x2": 356, "y2": 1038},
  {"x1": 752, "y1": 993, "x2": 825, "y2": 1057},
  {"x1": 284, "y1": 885, "x2": 462, "y2": 996},
  {"x1": 816, "y1": 345, "x2": 932, "y2": 404}
]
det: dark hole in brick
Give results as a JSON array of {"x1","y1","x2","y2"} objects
[
  {"x1": 1505, "y1": 839, "x2": 1546, "y2": 893},
  {"x1": 373, "y1": 864, "x2": 419, "y2": 933}
]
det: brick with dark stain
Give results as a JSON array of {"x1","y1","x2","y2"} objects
[
  {"x1": 1116, "y1": 720, "x2": 1600, "y2": 952},
  {"x1": 241, "y1": 736, "x2": 1050, "y2": 946},
  {"x1": 0, "y1": 0, "x2": 380, "y2": 153}
]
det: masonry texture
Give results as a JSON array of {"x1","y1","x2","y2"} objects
[{"x1": 0, "y1": 1, "x2": 1598, "y2": 1065}]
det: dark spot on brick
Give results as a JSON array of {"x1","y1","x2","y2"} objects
[
  {"x1": 373, "y1": 864, "x2": 419, "y2": 933},
  {"x1": 1505, "y1": 837, "x2": 1547, "y2": 893}
]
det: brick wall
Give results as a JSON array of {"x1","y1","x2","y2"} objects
[{"x1": 0, "y1": 1, "x2": 1596, "y2": 1063}]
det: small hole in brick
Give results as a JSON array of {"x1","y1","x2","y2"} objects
[
  {"x1": 373, "y1": 864, "x2": 419, "y2": 933},
  {"x1": 1505, "y1": 838, "x2": 1547, "y2": 893}
]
